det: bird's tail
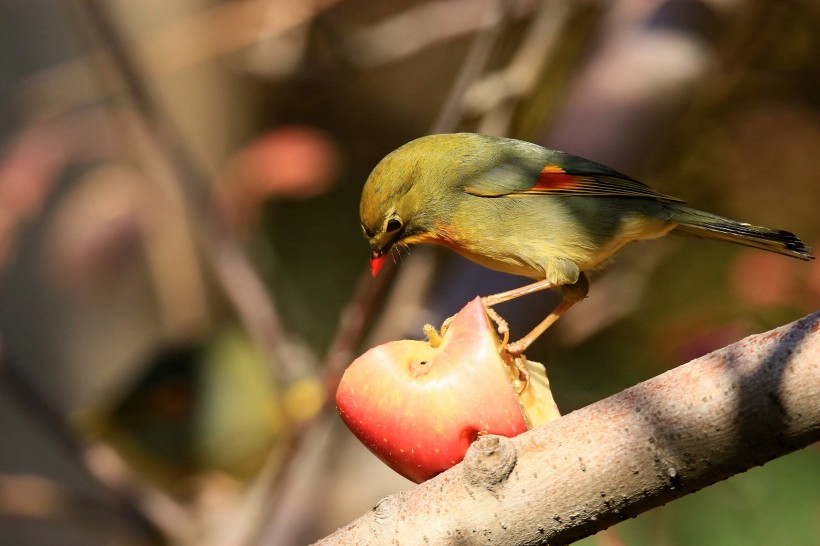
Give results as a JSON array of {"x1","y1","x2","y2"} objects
[{"x1": 669, "y1": 206, "x2": 814, "y2": 261}]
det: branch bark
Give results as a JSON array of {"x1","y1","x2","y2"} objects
[{"x1": 316, "y1": 312, "x2": 820, "y2": 545}]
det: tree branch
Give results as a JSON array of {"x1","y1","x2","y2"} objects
[{"x1": 316, "y1": 312, "x2": 820, "y2": 545}]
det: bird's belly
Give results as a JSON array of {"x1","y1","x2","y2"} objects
[
  {"x1": 586, "y1": 215, "x2": 675, "y2": 268},
  {"x1": 444, "y1": 196, "x2": 674, "y2": 280},
  {"x1": 441, "y1": 227, "x2": 590, "y2": 280},
  {"x1": 450, "y1": 244, "x2": 546, "y2": 279}
]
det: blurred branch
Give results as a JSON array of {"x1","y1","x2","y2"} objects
[
  {"x1": 429, "y1": 0, "x2": 509, "y2": 134},
  {"x1": 468, "y1": 0, "x2": 575, "y2": 136},
  {"x1": 509, "y1": 0, "x2": 603, "y2": 140},
  {"x1": 58, "y1": 7, "x2": 333, "y2": 543},
  {"x1": 316, "y1": 312, "x2": 820, "y2": 545},
  {"x1": 342, "y1": 0, "x2": 540, "y2": 69},
  {"x1": 69, "y1": 0, "x2": 315, "y2": 381},
  {"x1": 321, "y1": 263, "x2": 397, "y2": 391},
  {"x1": 235, "y1": 259, "x2": 396, "y2": 546},
  {"x1": 24, "y1": 0, "x2": 341, "y2": 114},
  {"x1": 0, "y1": 348, "x2": 167, "y2": 545}
]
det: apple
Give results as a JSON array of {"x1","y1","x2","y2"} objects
[{"x1": 336, "y1": 297, "x2": 560, "y2": 483}]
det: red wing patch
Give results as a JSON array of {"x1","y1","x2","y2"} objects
[
  {"x1": 526, "y1": 164, "x2": 685, "y2": 202},
  {"x1": 532, "y1": 165, "x2": 583, "y2": 192}
]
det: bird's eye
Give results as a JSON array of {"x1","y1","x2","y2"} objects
[{"x1": 386, "y1": 219, "x2": 402, "y2": 233}]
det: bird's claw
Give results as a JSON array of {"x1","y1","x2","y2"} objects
[
  {"x1": 479, "y1": 294, "x2": 536, "y2": 398},
  {"x1": 505, "y1": 339, "x2": 527, "y2": 357},
  {"x1": 481, "y1": 301, "x2": 529, "y2": 393},
  {"x1": 483, "y1": 305, "x2": 509, "y2": 353}
]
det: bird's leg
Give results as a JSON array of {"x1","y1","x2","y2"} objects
[
  {"x1": 505, "y1": 299, "x2": 577, "y2": 356},
  {"x1": 502, "y1": 273, "x2": 589, "y2": 356},
  {"x1": 480, "y1": 278, "x2": 555, "y2": 358},
  {"x1": 481, "y1": 279, "x2": 555, "y2": 307}
]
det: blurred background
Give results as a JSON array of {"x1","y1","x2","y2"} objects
[{"x1": 0, "y1": 0, "x2": 818, "y2": 545}]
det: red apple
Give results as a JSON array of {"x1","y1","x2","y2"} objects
[{"x1": 336, "y1": 297, "x2": 560, "y2": 483}]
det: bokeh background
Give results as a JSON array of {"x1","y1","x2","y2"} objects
[{"x1": 0, "y1": 1, "x2": 818, "y2": 545}]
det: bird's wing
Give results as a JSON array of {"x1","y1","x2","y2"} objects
[{"x1": 463, "y1": 151, "x2": 685, "y2": 204}]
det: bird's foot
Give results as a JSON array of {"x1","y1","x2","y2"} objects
[
  {"x1": 483, "y1": 305, "x2": 510, "y2": 353},
  {"x1": 504, "y1": 338, "x2": 528, "y2": 357},
  {"x1": 481, "y1": 294, "x2": 499, "y2": 308},
  {"x1": 480, "y1": 300, "x2": 530, "y2": 392}
]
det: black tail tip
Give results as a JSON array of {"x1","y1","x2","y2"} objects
[{"x1": 777, "y1": 230, "x2": 814, "y2": 260}]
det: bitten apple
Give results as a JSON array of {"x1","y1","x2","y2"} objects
[{"x1": 336, "y1": 297, "x2": 560, "y2": 483}]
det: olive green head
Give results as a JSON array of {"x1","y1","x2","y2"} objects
[
  {"x1": 359, "y1": 144, "x2": 418, "y2": 260},
  {"x1": 359, "y1": 133, "x2": 492, "y2": 260}
]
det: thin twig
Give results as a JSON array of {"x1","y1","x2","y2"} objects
[
  {"x1": 430, "y1": 0, "x2": 510, "y2": 133},
  {"x1": 469, "y1": 0, "x2": 574, "y2": 135},
  {"x1": 343, "y1": 0, "x2": 540, "y2": 70}
]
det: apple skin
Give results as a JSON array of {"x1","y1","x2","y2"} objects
[{"x1": 336, "y1": 297, "x2": 532, "y2": 483}]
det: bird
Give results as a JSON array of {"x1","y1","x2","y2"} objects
[{"x1": 359, "y1": 133, "x2": 814, "y2": 355}]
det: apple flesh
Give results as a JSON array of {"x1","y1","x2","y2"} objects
[{"x1": 336, "y1": 297, "x2": 560, "y2": 483}]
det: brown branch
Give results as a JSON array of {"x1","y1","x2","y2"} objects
[{"x1": 315, "y1": 312, "x2": 820, "y2": 545}]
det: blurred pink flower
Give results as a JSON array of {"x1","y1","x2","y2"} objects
[{"x1": 217, "y1": 125, "x2": 340, "y2": 231}]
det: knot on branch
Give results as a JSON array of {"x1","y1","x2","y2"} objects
[
  {"x1": 463, "y1": 434, "x2": 517, "y2": 493},
  {"x1": 369, "y1": 494, "x2": 402, "y2": 536}
]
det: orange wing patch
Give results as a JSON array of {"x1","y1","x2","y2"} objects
[
  {"x1": 518, "y1": 163, "x2": 685, "y2": 202},
  {"x1": 532, "y1": 164, "x2": 582, "y2": 192}
]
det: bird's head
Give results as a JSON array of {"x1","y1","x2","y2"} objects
[
  {"x1": 359, "y1": 157, "x2": 423, "y2": 277},
  {"x1": 360, "y1": 136, "x2": 461, "y2": 276},
  {"x1": 360, "y1": 134, "x2": 488, "y2": 276}
]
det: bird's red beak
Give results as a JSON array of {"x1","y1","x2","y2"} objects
[{"x1": 370, "y1": 253, "x2": 386, "y2": 277}]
